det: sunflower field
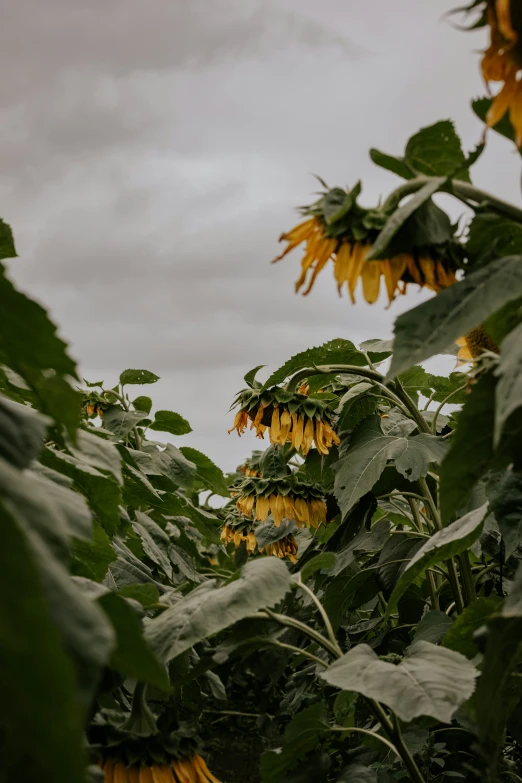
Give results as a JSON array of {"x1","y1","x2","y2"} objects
[{"x1": 3, "y1": 2, "x2": 522, "y2": 782}]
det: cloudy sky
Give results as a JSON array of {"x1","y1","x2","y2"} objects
[{"x1": 2, "y1": 0, "x2": 520, "y2": 470}]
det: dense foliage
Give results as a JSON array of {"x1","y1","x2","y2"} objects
[{"x1": 2, "y1": 2, "x2": 522, "y2": 781}]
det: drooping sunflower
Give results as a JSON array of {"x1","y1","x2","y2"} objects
[
  {"x1": 456, "y1": 325, "x2": 500, "y2": 363},
  {"x1": 238, "y1": 450, "x2": 264, "y2": 477},
  {"x1": 229, "y1": 386, "x2": 340, "y2": 456},
  {"x1": 481, "y1": 0, "x2": 522, "y2": 146},
  {"x1": 272, "y1": 186, "x2": 461, "y2": 306},
  {"x1": 259, "y1": 534, "x2": 299, "y2": 564},
  {"x1": 220, "y1": 518, "x2": 258, "y2": 554},
  {"x1": 236, "y1": 476, "x2": 327, "y2": 530},
  {"x1": 99, "y1": 755, "x2": 221, "y2": 783}
]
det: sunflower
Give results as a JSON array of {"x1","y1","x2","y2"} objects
[
  {"x1": 99, "y1": 755, "x2": 221, "y2": 783},
  {"x1": 259, "y1": 534, "x2": 299, "y2": 564},
  {"x1": 220, "y1": 523, "x2": 257, "y2": 554},
  {"x1": 273, "y1": 214, "x2": 458, "y2": 306},
  {"x1": 456, "y1": 325, "x2": 500, "y2": 363},
  {"x1": 229, "y1": 387, "x2": 340, "y2": 456},
  {"x1": 481, "y1": 0, "x2": 522, "y2": 146},
  {"x1": 236, "y1": 477, "x2": 327, "y2": 530}
]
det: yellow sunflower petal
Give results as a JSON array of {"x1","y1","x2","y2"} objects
[
  {"x1": 302, "y1": 418, "x2": 314, "y2": 455},
  {"x1": 509, "y1": 79, "x2": 522, "y2": 147},
  {"x1": 103, "y1": 761, "x2": 116, "y2": 783},
  {"x1": 302, "y1": 237, "x2": 337, "y2": 296},
  {"x1": 487, "y1": 70, "x2": 518, "y2": 127},
  {"x1": 192, "y1": 756, "x2": 223, "y2": 783},
  {"x1": 295, "y1": 497, "x2": 310, "y2": 527},
  {"x1": 347, "y1": 243, "x2": 370, "y2": 303},
  {"x1": 271, "y1": 494, "x2": 284, "y2": 526},
  {"x1": 293, "y1": 415, "x2": 304, "y2": 452},
  {"x1": 382, "y1": 255, "x2": 407, "y2": 304},
  {"x1": 127, "y1": 767, "x2": 141, "y2": 783},
  {"x1": 334, "y1": 242, "x2": 352, "y2": 293},
  {"x1": 139, "y1": 766, "x2": 155, "y2": 783},
  {"x1": 151, "y1": 765, "x2": 176, "y2": 783},
  {"x1": 314, "y1": 420, "x2": 328, "y2": 455},
  {"x1": 360, "y1": 260, "x2": 381, "y2": 304},
  {"x1": 283, "y1": 495, "x2": 296, "y2": 522},
  {"x1": 272, "y1": 218, "x2": 317, "y2": 263},
  {"x1": 295, "y1": 230, "x2": 323, "y2": 292},
  {"x1": 418, "y1": 257, "x2": 437, "y2": 290},
  {"x1": 270, "y1": 406, "x2": 281, "y2": 443},
  {"x1": 255, "y1": 495, "x2": 270, "y2": 522},
  {"x1": 280, "y1": 409, "x2": 292, "y2": 441},
  {"x1": 171, "y1": 760, "x2": 192, "y2": 783},
  {"x1": 496, "y1": 0, "x2": 517, "y2": 42}
]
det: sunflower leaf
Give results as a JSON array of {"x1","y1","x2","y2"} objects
[
  {"x1": 149, "y1": 409, "x2": 192, "y2": 436},
  {"x1": 405, "y1": 120, "x2": 472, "y2": 182},
  {"x1": 262, "y1": 339, "x2": 366, "y2": 390},
  {"x1": 260, "y1": 703, "x2": 329, "y2": 783},
  {"x1": 179, "y1": 446, "x2": 229, "y2": 496},
  {"x1": 369, "y1": 148, "x2": 415, "y2": 180},
  {"x1": 119, "y1": 369, "x2": 160, "y2": 385}
]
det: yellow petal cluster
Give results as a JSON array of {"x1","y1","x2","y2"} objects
[
  {"x1": 456, "y1": 326, "x2": 500, "y2": 364},
  {"x1": 273, "y1": 219, "x2": 457, "y2": 305},
  {"x1": 260, "y1": 535, "x2": 299, "y2": 563},
  {"x1": 269, "y1": 407, "x2": 340, "y2": 455},
  {"x1": 220, "y1": 525, "x2": 257, "y2": 554},
  {"x1": 482, "y1": 0, "x2": 522, "y2": 146},
  {"x1": 99, "y1": 756, "x2": 221, "y2": 783},
  {"x1": 237, "y1": 493, "x2": 327, "y2": 529},
  {"x1": 239, "y1": 465, "x2": 262, "y2": 477}
]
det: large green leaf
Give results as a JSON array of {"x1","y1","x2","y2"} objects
[
  {"x1": 404, "y1": 120, "x2": 471, "y2": 182},
  {"x1": 102, "y1": 405, "x2": 147, "y2": 438},
  {"x1": 69, "y1": 428, "x2": 123, "y2": 485},
  {"x1": 386, "y1": 504, "x2": 488, "y2": 615},
  {"x1": 495, "y1": 321, "x2": 522, "y2": 444},
  {"x1": 119, "y1": 369, "x2": 160, "y2": 385},
  {"x1": 488, "y1": 468, "x2": 522, "y2": 558},
  {"x1": 412, "y1": 610, "x2": 453, "y2": 645},
  {"x1": 0, "y1": 501, "x2": 86, "y2": 783},
  {"x1": 145, "y1": 558, "x2": 291, "y2": 662},
  {"x1": 97, "y1": 592, "x2": 169, "y2": 691},
  {"x1": 389, "y1": 255, "x2": 522, "y2": 377},
  {"x1": 260, "y1": 703, "x2": 329, "y2": 783},
  {"x1": 367, "y1": 177, "x2": 446, "y2": 260},
  {"x1": 0, "y1": 394, "x2": 50, "y2": 468},
  {"x1": 442, "y1": 596, "x2": 502, "y2": 659},
  {"x1": 333, "y1": 415, "x2": 447, "y2": 516},
  {"x1": 466, "y1": 213, "x2": 522, "y2": 267},
  {"x1": 149, "y1": 409, "x2": 192, "y2": 436},
  {"x1": 439, "y1": 373, "x2": 495, "y2": 523},
  {"x1": 321, "y1": 641, "x2": 477, "y2": 723},
  {"x1": 262, "y1": 339, "x2": 366, "y2": 390},
  {"x1": 132, "y1": 512, "x2": 173, "y2": 579},
  {"x1": 72, "y1": 520, "x2": 116, "y2": 582},
  {"x1": 134, "y1": 442, "x2": 196, "y2": 490},
  {"x1": 255, "y1": 518, "x2": 298, "y2": 549},
  {"x1": 369, "y1": 148, "x2": 414, "y2": 180},
  {"x1": 179, "y1": 446, "x2": 230, "y2": 496},
  {"x1": 0, "y1": 218, "x2": 17, "y2": 259},
  {"x1": 324, "y1": 569, "x2": 379, "y2": 629}
]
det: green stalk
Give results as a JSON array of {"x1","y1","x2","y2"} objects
[{"x1": 458, "y1": 551, "x2": 477, "y2": 605}]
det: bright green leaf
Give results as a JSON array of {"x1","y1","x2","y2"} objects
[
  {"x1": 262, "y1": 340, "x2": 366, "y2": 390},
  {"x1": 119, "y1": 369, "x2": 160, "y2": 385}
]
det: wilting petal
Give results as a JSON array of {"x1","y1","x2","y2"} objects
[
  {"x1": 270, "y1": 407, "x2": 281, "y2": 443},
  {"x1": 280, "y1": 409, "x2": 292, "y2": 441},
  {"x1": 302, "y1": 418, "x2": 314, "y2": 455},
  {"x1": 487, "y1": 70, "x2": 518, "y2": 127},
  {"x1": 295, "y1": 230, "x2": 322, "y2": 292},
  {"x1": 302, "y1": 237, "x2": 338, "y2": 296},
  {"x1": 151, "y1": 765, "x2": 176, "y2": 783},
  {"x1": 510, "y1": 80, "x2": 522, "y2": 147},
  {"x1": 496, "y1": 0, "x2": 517, "y2": 42},
  {"x1": 293, "y1": 415, "x2": 304, "y2": 451},
  {"x1": 382, "y1": 255, "x2": 408, "y2": 304},
  {"x1": 103, "y1": 761, "x2": 115, "y2": 783},
  {"x1": 255, "y1": 496, "x2": 270, "y2": 521},
  {"x1": 347, "y1": 243, "x2": 370, "y2": 303},
  {"x1": 314, "y1": 420, "x2": 328, "y2": 455},
  {"x1": 272, "y1": 218, "x2": 317, "y2": 263},
  {"x1": 360, "y1": 261, "x2": 381, "y2": 304},
  {"x1": 127, "y1": 767, "x2": 140, "y2": 783},
  {"x1": 334, "y1": 242, "x2": 352, "y2": 293},
  {"x1": 139, "y1": 766, "x2": 155, "y2": 783},
  {"x1": 295, "y1": 497, "x2": 310, "y2": 527},
  {"x1": 191, "y1": 755, "x2": 223, "y2": 783},
  {"x1": 418, "y1": 257, "x2": 437, "y2": 289}
]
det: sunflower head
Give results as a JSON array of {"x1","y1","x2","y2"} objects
[
  {"x1": 456, "y1": 325, "x2": 500, "y2": 364},
  {"x1": 235, "y1": 476, "x2": 327, "y2": 530},
  {"x1": 272, "y1": 184, "x2": 462, "y2": 305},
  {"x1": 259, "y1": 534, "x2": 299, "y2": 564},
  {"x1": 98, "y1": 755, "x2": 222, "y2": 783},
  {"x1": 229, "y1": 386, "x2": 340, "y2": 456},
  {"x1": 220, "y1": 514, "x2": 258, "y2": 555},
  {"x1": 238, "y1": 450, "x2": 264, "y2": 478}
]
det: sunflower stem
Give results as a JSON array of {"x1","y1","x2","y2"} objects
[
  {"x1": 431, "y1": 384, "x2": 467, "y2": 435},
  {"x1": 253, "y1": 608, "x2": 339, "y2": 658},
  {"x1": 295, "y1": 578, "x2": 342, "y2": 656}
]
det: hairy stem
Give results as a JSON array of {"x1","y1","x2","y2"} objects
[{"x1": 296, "y1": 579, "x2": 342, "y2": 656}]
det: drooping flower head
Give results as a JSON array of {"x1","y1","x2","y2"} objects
[
  {"x1": 238, "y1": 450, "x2": 264, "y2": 477},
  {"x1": 272, "y1": 184, "x2": 462, "y2": 305},
  {"x1": 235, "y1": 476, "x2": 327, "y2": 530},
  {"x1": 259, "y1": 535, "x2": 299, "y2": 564},
  {"x1": 220, "y1": 515, "x2": 258, "y2": 554},
  {"x1": 229, "y1": 386, "x2": 340, "y2": 456},
  {"x1": 480, "y1": 0, "x2": 522, "y2": 145},
  {"x1": 99, "y1": 755, "x2": 221, "y2": 783},
  {"x1": 456, "y1": 325, "x2": 500, "y2": 364}
]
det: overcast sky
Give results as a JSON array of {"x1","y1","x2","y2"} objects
[{"x1": 2, "y1": 0, "x2": 520, "y2": 470}]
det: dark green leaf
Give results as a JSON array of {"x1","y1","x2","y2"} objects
[
  {"x1": 260, "y1": 703, "x2": 328, "y2": 783},
  {"x1": 149, "y1": 409, "x2": 192, "y2": 436},
  {"x1": 377, "y1": 534, "x2": 424, "y2": 598},
  {"x1": 102, "y1": 405, "x2": 147, "y2": 438},
  {"x1": 179, "y1": 446, "x2": 229, "y2": 496},
  {"x1": 472, "y1": 96, "x2": 522, "y2": 154},
  {"x1": 137, "y1": 443, "x2": 196, "y2": 491},
  {"x1": 324, "y1": 569, "x2": 380, "y2": 629},
  {"x1": 299, "y1": 553, "x2": 336, "y2": 582},
  {"x1": 145, "y1": 558, "x2": 291, "y2": 662},
  {"x1": 389, "y1": 255, "x2": 522, "y2": 377},
  {"x1": 132, "y1": 396, "x2": 153, "y2": 415},
  {"x1": 244, "y1": 365, "x2": 266, "y2": 388},
  {"x1": 337, "y1": 764, "x2": 377, "y2": 783},
  {"x1": 466, "y1": 213, "x2": 522, "y2": 267},
  {"x1": 439, "y1": 373, "x2": 495, "y2": 523},
  {"x1": 442, "y1": 596, "x2": 502, "y2": 659},
  {"x1": 369, "y1": 148, "x2": 414, "y2": 180},
  {"x1": 368, "y1": 177, "x2": 446, "y2": 260},
  {"x1": 72, "y1": 520, "x2": 116, "y2": 582},
  {"x1": 0, "y1": 502, "x2": 86, "y2": 783},
  {"x1": 387, "y1": 504, "x2": 488, "y2": 615},
  {"x1": 117, "y1": 584, "x2": 160, "y2": 608},
  {"x1": 488, "y1": 468, "x2": 522, "y2": 558},
  {"x1": 69, "y1": 428, "x2": 123, "y2": 485},
  {"x1": 262, "y1": 340, "x2": 366, "y2": 390},
  {"x1": 255, "y1": 518, "x2": 297, "y2": 548},
  {"x1": 332, "y1": 519, "x2": 391, "y2": 576},
  {"x1": 132, "y1": 512, "x2": 172, "y2": 579},
  {"x1": 0, "y1": 394, "x2": 50, "y2": 468},
  {"x1": 495, "y1": 321, "x2": 522, "y2": 444},
  {"x1": 0, "y1": 218, "x2": 17, "y2": 259},
  {"x1": 321, "y1": 641, "x2": 477, "y2": 723},
  {"x1": 405, "y1": 120, "x2": 471, "y2": 182},
  {"x1": 119, "y1": 369, "x2": 160, "y2": 385},
  {"x1": 97, "y1": 592, "x2": 169, "y2": 690},
  {"x1": 413, "y1": 610, "x2": 453, "y2": 644}
]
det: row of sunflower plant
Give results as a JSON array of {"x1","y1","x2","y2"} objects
[{"x1": 2, "y1": 1, "x2": 522, "y2": 782}]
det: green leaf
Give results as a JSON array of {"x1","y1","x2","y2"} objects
[
  {"x1": 262, "y1": 339, "x2": 366, "y2": 390},
  {"x1": 321, "y1": 640, "x2": 478, "y2": 723},
  {"x1": 132, "y1": 512, "x2": 173, "y2": 580},
  {"x1": 69, "y1": 429, "x2": 123, "y2": 485},
  {"x1": 427, "y1": 372, "x2": 468, "y2": 404},
  {"x1": 389, "y1": 255, "x2": 522, "y2": 377},
  {"x1": 145, "y1": 557, "x2": 291, "y2": 662},
  {"x1": 72, "y1": 520, "x2": 116, "y2": 582},
  {"x1": 41, "y1": 446, "x2": 122, "y2": 536},
  {"x1": 337, "y1": 764, "x2": 377, "y2": 783},
  {"x1": 439, "y1": 373, "x2": 495, "y2": 523},
  {"x1": 413, "y1": 610, "x2": 453, "y2": 644},
  {"x1": 398, "y1": 366, "x2": 434, "y2": 398},
  {"x1": 255, "y1": 518, "x2": 297, "y2": 549},
  {"x1": 149, "y1": 409, "x2": 192, "y2": 436},
  {"x1": 324, "y1": 569, "x2": 380, "y2": 629},
  {"x1": 337, "y1": 388, "x2": 378, "y2": 433},
  {"x1": 332, "y1": 518, "x2": 391, "y2": 576},
  {"x1": 0, "y1": 394, "x2": 50, "y2": 468},
  {"x1": 179, "y1": 446, "x2": 229, "y2": 496},
  {"x1": 472, "y1": 96, "x2": 522, "y2": 154},
  {"x1": 119, "y1": 369, "x2": 160, "y2": 385},
  {"x1": 136, "y1": 443, "x2": 196, "y2": 491},
  {"x1": 260, "y1": 703, "x2": 328, "y2": 783},
  {"x1": 377, "y1": 534, "x2": 424, "y2": 598},
  {"x1": 0, "y1": 501, "x2": 86, "y2": 783},
  {"x1": 404, "y1": 120, "x2": 471, "y2": 182},
  {"x1": 0, "y1": 218, "x2": 17, "y2": 259},
  {"x1": 333, "y1": 415, "x2": 447, "y2": 516},
  {"x1": 102, "y1": 405, "x2": 147, "y2": 438},
  {"x1": 466, "y1": 213, "x2": 522, "y2": 267},
  {"x1": 359, "y1": 338, "x2": 394, "y2": 361},
  {"x1": 495, "y1": 321, "x2": 522, "y2": 444},
  {"x1": 387, "y1": 504, "x2": 488, "y2": 615},
  {"x1": 369, "y1": 148, "x2": 414, "y2": 180},
  {"x1": 244, "y1": 364, "x2": 266, "y2": 388},
  {"x1": 367, "y1": 177, "x2": 446, "y2": 260},
  {"x1": 97, "y1": 592, "x2": 169, "y2": 690},
  {"x1": 117, "y1": 584, "x2": 160, "y2": 608},
  {"x1": 488, "y1": 468, "x2": 522, "y2": 558},
  {"x1": 442, "y1": 596, "x2": 502, "y2": 659},
  {"x1": 384, "y1": 199, "x2": 454, "y2": 258},
  {"x1": 299, "y1": 553, "x2": 336, "y2": 582},
  {"x1": 132, "y1": 396, "x2": 153, "y2": 415}
]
